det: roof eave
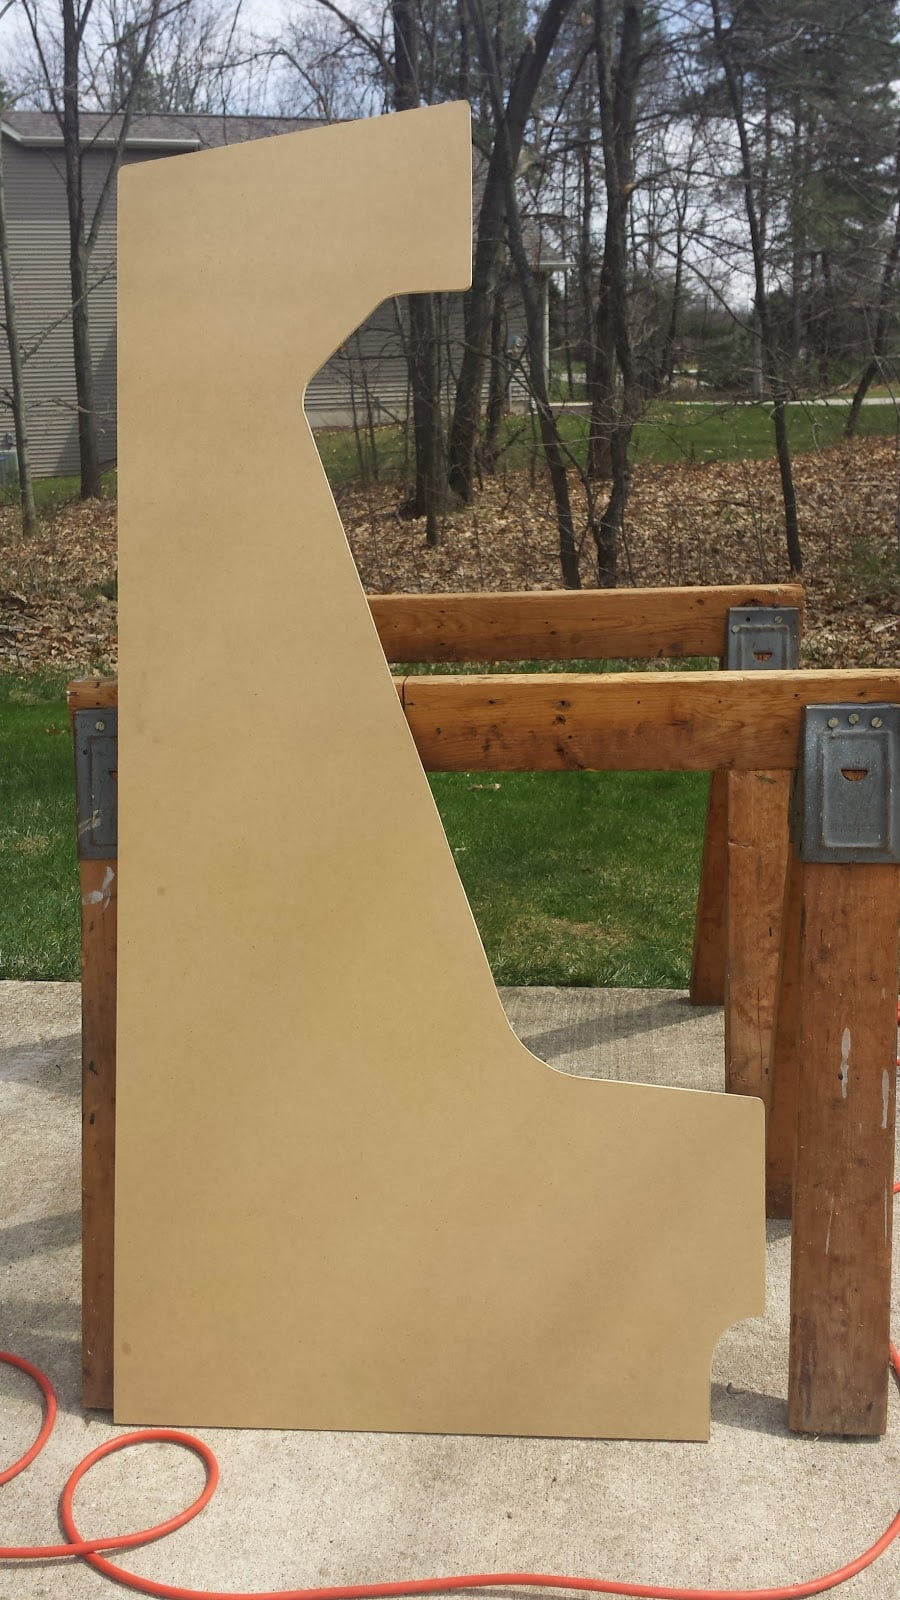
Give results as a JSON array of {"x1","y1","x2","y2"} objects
[{"x1": 0, "y1": 122, "x2": 202, "y2": 152}]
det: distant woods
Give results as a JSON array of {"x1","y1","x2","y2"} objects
[{"x1": 5, "y1": 0, "x2": 900, "y2": 582}]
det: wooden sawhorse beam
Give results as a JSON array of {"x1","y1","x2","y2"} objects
[
  {"x1": 71, "y1": 662, "x2": 898, "y2": 1436},
  {"x1": 368, "y1": 584, "x2": 804, "y2": 664},
  {"x1": 373, "y1": 584, "x2": 807, "y2": 1103},
  {"x1": 372, "y1": 584, "x2": 808, "y2": 1097}
]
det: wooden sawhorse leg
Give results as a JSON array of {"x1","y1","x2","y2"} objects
[
  {"x1": 764, "y1": 853, "x2": 802, "y2": 1219},
  {"x1": 691, "y1": 766, "x2": 792, "y2": 1121},
  {"x1": 724, "y1": 770, "x2": 791, "y2": 1110},
  {"x1": 691, "y1": 606, "x2": 801, "y2": 1015},
  {"x1": 787, "y1": 858, "x2": 899, "y2": 1435},
  {"x1": 778, "y1": 701, "x2": 900, "y2": 1435},
  {"x1": 80, "y1": 858, "x2": 117, "y2": 1410},
  {"x1": 690, "y1": 770, "x2": 728, "y2": 1005},
  {"x1": 73, "y1": 700, "x2": 118, "y2": 1412}
]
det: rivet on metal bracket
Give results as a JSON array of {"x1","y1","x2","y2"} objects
[
  {"x1": 791, "y1": 704, "x2": 900, "y2": 863},
  {"x1": 73, "y1": 708, "x2": 118, "y2": 860},
  {"x1": 725, "y1": 606, "x2": 801, "y2": 670}
]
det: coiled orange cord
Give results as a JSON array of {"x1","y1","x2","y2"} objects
[{"x1": 4, "y1": 1198, "x2": 900, "y2": 1599}]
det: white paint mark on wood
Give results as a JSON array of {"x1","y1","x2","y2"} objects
[
  {"x1": 825, "y1": 1201, "x2": 834, "y2": 1255},
  {"x1": 82, "y1": 864, "x2": 115, "y2": 912},
  {"x1": 883, "y1": 1070, "x2": 891, "y2": 1131},
  {"x1": 839, "y1": 1027, "x2": 851, "y2": 1098}
]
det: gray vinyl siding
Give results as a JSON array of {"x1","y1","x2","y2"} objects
[
  {"x1": 306, "y1": 294, "x2": 529, "y2": 429},
  {"x1": 0, "y1": 128, "x2": 533, "y2": 477},
  {"x1": 0, "y1": 138, "x2": 136, "y2": 477}
]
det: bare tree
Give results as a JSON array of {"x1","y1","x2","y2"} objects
[
  {"x1": 269, "y1": 8, "x2": 385, "y2": 121},
  {"x1": 93, "y1": 0, "x2": 252, "y2": 114},
  {"x1": 465, "y1": 0, "x2": 581, "y2": 584},
  {"x1": 708, "y1": 0, "x2": 802, "y2": 573},
  {"x1": 392, "y1": 0, "x2": 445, "y2": 545},
  {"x1": 846, "y1": 122, "x2": 900, "y2": 436},
  {"x1": 0, "y1": 72, "x2": 37, "y2": 535},
  {"x1": 447, "y1": 0, "x2": 577, "y2": 504},
  {"x1": 274, "y1": 0, "x2": 449, "y2": 538},
  {"x1": 583, "y1": 0, "x2": 646, "y2": 586},
  {"x1": 19, "y1": 0, "x2": 173, "y2": 498}
]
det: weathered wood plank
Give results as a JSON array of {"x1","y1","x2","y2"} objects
[
  {"x1": 401, "y1": 670, "x2": 900, "y2": 772},
  {"x1": 724, "y1": 771, "x2": 791, "y2": 1108},
  {"x1": 80, "y1": 857, "x2": 117, "y2": 1411},
  {"x1": 369, "y1": 585, "x2": 805, "y2": 662},
  {"x1": 788, "y1": 862, "x2": 900, "y2": 1436},
  {"x1": 68, "y1": 678, "x2": 118, "y2": 712},
  {"x1": 765, "y1": 853, "x2": 803, "y2": 1220},
  {"x1": 690, "y1": 770, "x2": 729, "y2": 1005},
  {"x1": 70, "y1": 669, "x2": 900, "y2": 770}
]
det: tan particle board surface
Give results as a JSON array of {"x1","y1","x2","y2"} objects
[{"x1": 114, "y1": 101, "x2": 765, "y2": 1439}]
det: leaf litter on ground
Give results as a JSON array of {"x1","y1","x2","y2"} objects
[{"x1": 0, "y1": 436, "x2": 898, "y2": 676}]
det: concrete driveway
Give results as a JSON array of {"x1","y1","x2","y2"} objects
[{"x1": 2, "y1": 981, "x2": 899, "y2": 1599}]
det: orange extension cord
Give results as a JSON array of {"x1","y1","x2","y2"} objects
[{"x1": 4, "y1": 1198, "x2": 900, "y2": 1600}]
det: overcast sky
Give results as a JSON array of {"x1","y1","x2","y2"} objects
[
  {"x1": 232, "y1": 0, "x2": 293, "y2": 36},
  {"x1": 0, "y1": 0, "x2": 378, "y2": 104},
  {"x1": 0, "y1": 0, "x2": 314, "y2": 71}
]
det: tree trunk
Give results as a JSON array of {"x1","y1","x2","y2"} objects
[
  {"x1": 466, "y1": 0, "x2": 580, "y2": 586},
  {"x1": 504, "y1": 154, "x2": 580, "y2": 586},
  {"x1": 588, "y1": 244, "x2": 616, "y2": 480},
  {"x1": 394, "y1": 0, "x2": 446, "y2": 541},
  {"x1": 449, "y1": 0, "x2": 577, "y2": 503},
  {"x1": 0, "y1": 115, "x2": 36, "y2": 537},
  {"x1": 55, "y1": 0, "x2": 163, "y2": 499},
  {"x1": 578, "y1": 105, "x2": 596, "y2": 404},
  {"x1": 789, "y1": 108, "x2": 807, "y2": 381},
  {"x1": 447, "y1": 188, "x2": 505, "y2": 499},
  {"x1": 710, "y1": 0, "x2": 802, "y2": 573},
  {"x1": 407, "y1": 291, "x2": 444, "y2": 543},
  {"x1": 750, "y1": 307, "x2": 764, "y2": 401},
  {"x1": 596, "y1": 424, "x2": 632, "y2": 587},
  {"x1": 661, "y1": 210, "x2": 685, "y2": 389},
  {"x1": 845, "y1": 358, "x2": 879, "y2": 437},
  {"x1": 586, "y1": 0, "x2": 643, "y2": 584},
  {"x1": 456, "y1": 0, "x2": 470, "y2": 99},
  {"x1": 772, "y1": 389, "x2": 802, "y2": 574},
  {"x1": 62, "y1": 0, "x2": 102, "y2": 499},
  {"x1": 847, "y1": 122, "x2": 900, "y2": 438},
  {"x1": 817, "y1": 250, "x2": 833, "y2": 388},
  {"x1": 483, "y1": 285, "x2": 507, "y2": 468},
  {"x1": 70, "y1": 242, "x2": 102, "y2": 498}
]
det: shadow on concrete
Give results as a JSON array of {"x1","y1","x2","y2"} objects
[
  {"x1": 515, "y1": 996, "x2": 720, "y2": 1063},
  {"x1": 0, "y1": 1209, "x2": 80, "y2": 1263},
  {"x1": 710, "y1": 1381, "x2": 789, "y2": 1436},
  {"x1": 0, "y1": 1297, "x2": 82, "y2": 1413},
  {"x1": 0, "y1": 1034, "x2": 80, "y2": 1093},
  {"x1": 767, "y1": 1219, "x2": 791, "y2": 1244}
]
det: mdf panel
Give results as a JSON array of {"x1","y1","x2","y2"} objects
[{"x1": 114, "y1": 102, "x2": 764, "y2": 1439}]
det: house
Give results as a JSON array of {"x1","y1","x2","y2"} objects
[{"x1": 0, "y1": 109, "x2": 563, "y2": 477}]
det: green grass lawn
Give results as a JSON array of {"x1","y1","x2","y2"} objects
[
  {"x1": 0, "y1": 675, "x2": 80, "y2": 980},
  {"x1": 314, "y1": 395, "x2": 899, "y2": 488},
  {"x1": 0, "y1": 671, "x2": 707, "y2": 987},
  {"x1": 20, "y1": 395, "x2": 898, "y2": 502},
  {"x1": 630, "y1": 399, "x2": 898, "y2": 465},
  {"x1": 504, "y1": 397, "x2": 900, "y2": 474},
  {"x1": 434, "y1": 768, "x2": 706, "y2": 987},
  {"x1": 0, "y1": 466, "x2": 118, "y2": 514}
]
